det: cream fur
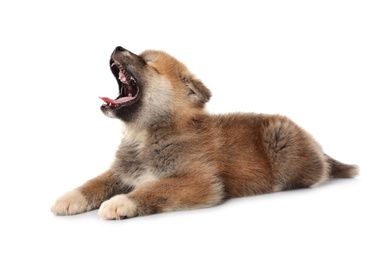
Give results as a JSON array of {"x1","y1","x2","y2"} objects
[
  {"x1": 98, "y1": 195, "x2": 138, "y2": 220},
  {"x1": 51, "y1": 190, "x2": 90, "y2": 215}
]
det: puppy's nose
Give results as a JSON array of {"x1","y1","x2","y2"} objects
[{"x1": 114, "y1": 46, "x2": 125, "y2": 53}]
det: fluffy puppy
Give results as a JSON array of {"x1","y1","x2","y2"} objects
[{"x1": 51, "y1": 46, "x2": 358, "y2": 220}]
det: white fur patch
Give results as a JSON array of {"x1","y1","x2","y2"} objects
[
  {"x1": 51, "y1": 190, "x2": 90, "y2": 215},
  {"x1": 120, "y1": 169, "x2": 159, "y2": 188},
  {"x1": 133, "y1": 170, "x2": 159, "y2": 187},
  {"x1": 98, "y1": 195, "x2": 137, "y2": 220},
  {"x1": 122, "y1": 126, "x2": 149, "y2": 150}
]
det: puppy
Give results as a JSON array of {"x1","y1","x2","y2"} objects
[{"x1": 51, "y1": 46, "x2": 358, "y2": 220}]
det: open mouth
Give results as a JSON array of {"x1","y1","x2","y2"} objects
[{"x1": 99, "y1": 59, "x2": 140, "y2": 109}]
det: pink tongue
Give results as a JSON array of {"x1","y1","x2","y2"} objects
[
  {"x1": 99, "y1": 97, "x2": 117, "y2": 104},
  {"x1": 99, "y1": 96, "x2": 135, "y2": 105}
]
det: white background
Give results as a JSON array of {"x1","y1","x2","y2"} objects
[{"x1": 0, "y1": 0, "x2": 389, "y2": 259}]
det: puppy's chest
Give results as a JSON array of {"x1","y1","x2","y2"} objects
[{"x1": 113, "y1": 130, "x2": 180, "y2": 186}]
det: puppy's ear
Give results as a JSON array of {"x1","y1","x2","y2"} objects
[{"x1": 182, "y1": 73, "x2": 212, "y2": 105}]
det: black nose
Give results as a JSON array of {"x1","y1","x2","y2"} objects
[{"x1": 114, "y1": 46, "x2": 125, "y2": 53}]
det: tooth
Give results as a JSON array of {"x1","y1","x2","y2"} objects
[
  {"x1": 109, "y1": 103, "x2": 111, "y2": 106},
  {"x1": 119, "y1": 71, "x2": 128, "y2": 84}
]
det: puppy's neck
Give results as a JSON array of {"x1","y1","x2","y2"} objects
[
  {"x1": 122, "y1": 109, "x2": 207, "y2": 140},
  {"x1": 122, "y1": 124, "x2": 149, "y2": 147}
]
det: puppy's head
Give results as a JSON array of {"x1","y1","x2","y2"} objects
[{"x1": 100, "y1": 46, "x2": 211, "y2": 126}]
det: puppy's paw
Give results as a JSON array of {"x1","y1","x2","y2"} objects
[
  {"x1": 98, "y1": 195, "x2": 138, "y2": 220},
  {"x1": 51, "y1": 190, "x2": 91, "y2": 215}
]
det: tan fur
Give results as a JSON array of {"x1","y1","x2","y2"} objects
[
  {"x1": 51, "y1": 190, "x2": 90, "y2": 215},
  {"x1": 51, "y1": 47, "x2": 358, "y2": 220}
]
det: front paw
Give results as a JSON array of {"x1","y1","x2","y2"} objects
[
  {"x1": 98, "y1": 195, "x2": 138, "y2": 220},
  {"x1": 51, "y1": 190, "x2": 91, "y2": 215}
]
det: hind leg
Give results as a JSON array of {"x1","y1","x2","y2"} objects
[{"x1": 263, "y1": 117, "x2": 330, "y2": 191}]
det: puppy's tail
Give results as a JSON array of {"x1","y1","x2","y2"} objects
[{"x1": 326, "y1": 154, "x2": 359, "y2": 179}]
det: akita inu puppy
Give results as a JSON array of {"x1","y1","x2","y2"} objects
[{"x1": 51, "y1": 46, "x2": 358, "y2": 220}]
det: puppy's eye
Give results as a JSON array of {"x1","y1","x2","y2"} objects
[{"x1": 150, "y1": 66, "x2": 160, "y2": 74}]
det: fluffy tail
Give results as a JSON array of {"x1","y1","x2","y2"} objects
[{"x1": 326, "y1": 155, "x2": 359, "y2": 179}]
